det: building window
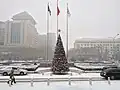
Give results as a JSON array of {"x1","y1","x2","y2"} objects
[
  {"x1": 91, "y1": 44, "x2": 93, "y2": 46},
  {"x1": 117, "y1": 44, "x2": 120, "y2": 46},
  {"x1": 76, "y1": 44, "x2": 80, "y2": 48},
  {"x1": 11, "y1": 23, "x2": 21, "y2": 44},
  {"x1": 0, "y1": 42, "x2": 4, "y2": 45}
]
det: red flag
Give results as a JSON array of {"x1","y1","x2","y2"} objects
[{"x1": 57, "y1": 6, "x2": 60, "y2": 16}]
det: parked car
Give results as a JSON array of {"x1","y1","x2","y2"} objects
[
  {"x1": 20, "y1": 63, "x2": 39, "y2": 71},
  {"x1": 102, "y1": 65, "x2": 118, "y2": 71},
  {"x1": 100, "y1": 68, "x2": 120, "y2": 80},
  {"x1": 0, "y1": 66, "x2": 27, "y2": 76}
]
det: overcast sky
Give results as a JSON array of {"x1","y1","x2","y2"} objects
[{"x1": 0, "y1": 0, "x2": 120, "y2": 49}]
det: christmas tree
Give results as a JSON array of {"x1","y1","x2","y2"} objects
[{"x1": 51, "y1": 34, "x2": 69, "y2": 75}]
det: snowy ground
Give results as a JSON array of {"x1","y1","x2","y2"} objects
[
  {"x1": 74, "y1": 63, "x2": 104, "y2": 69},
  {"x1": 0, "y1": 67, "x2": 102, "y2": 84},
  {"x1": 0, "y1": 80, "x2": 120, "y2": 90},
  {"x1": 0, "y1": 67, "x2": 119, "y2": 90},
  {"x1": 74, "y1": 63, "x2": 116, "y2": 69},
  {"x1": 0, "y1": 67, "x2": 101, "y2": 81},
  {"x1": 0, "y1": 72, "x2": 101, "y2": 82}
]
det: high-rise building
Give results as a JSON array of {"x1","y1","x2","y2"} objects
[
  {"x1": 0, "y1": 11, "x2": 57, "y2": 59},
  {"x1": 4, "y1": 11, "x2": 40, "y2": 48},
  {"x1": 0, "y1": 21, "x2": 5, "y2": 45}
]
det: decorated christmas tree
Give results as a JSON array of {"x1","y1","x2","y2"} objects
[{"x1": 51, "y1": 34, "x2": 69, "y2": 75}]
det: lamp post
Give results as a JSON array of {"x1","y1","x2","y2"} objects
[{"x1": 112, "y1": 34, "x2": 119, "y2": 62}]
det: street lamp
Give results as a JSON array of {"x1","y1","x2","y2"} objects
[{"x1": 113, "y1": 34, "x2": 119, "y2": 40}]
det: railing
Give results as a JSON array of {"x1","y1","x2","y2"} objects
[{"x1": 5, "y1": 77, "x2": 112, "y2": 87}]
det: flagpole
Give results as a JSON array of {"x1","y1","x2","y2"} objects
[
  {"x1": 66, "y1": 2, "x2": 68, "y2": 61},
  {"x1": 57, "y1": 0, "x2": 58, "y2": 38},
  {"x1": 47, "y1": 2, "x2": 49, "y2": 61}
]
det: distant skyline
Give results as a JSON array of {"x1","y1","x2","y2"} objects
[{"x1": 0, "y1": 0, "x2": 120, "y2": 49}]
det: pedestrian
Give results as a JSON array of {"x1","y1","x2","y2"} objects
[{"x1": 7, "y1": 67, "x2": 16, "y2": 85}]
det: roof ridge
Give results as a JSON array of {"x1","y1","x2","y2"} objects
[{"x1": 12, "y1": 11, "x2": 36, "y2": 24}]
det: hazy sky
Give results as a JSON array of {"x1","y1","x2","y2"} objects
[{"x1": 0, "y1": 0, "x2": 120, "y2": 49}]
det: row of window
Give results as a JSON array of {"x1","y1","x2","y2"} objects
[
  {"x1": 76, "y1": 44, "x2": 120, "y2": 48},
  {"x1": 79, "y1": 43, "x2": 120, "y2": 46},
  {"x1": 78, "y1": 46, "x2": 119, "y2": 49},
  {"x1": 0, "y1": 28, "x2": 5, "y2": 30},
  {"x1": 75, "y1": 44, "x2": 120, "y2": 48},
  {"x1": 76, "y1": 45, "x2": 120, "y2": 51},
  {"x1": 77, "y1": 41, "x2": 120, "y2": 43},
  {"x1": 76, "y1": 50, "x2": 120, "y2": 54}
]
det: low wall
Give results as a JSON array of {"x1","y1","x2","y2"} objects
[{"x1": 39, "y1": 63, "x2": 74, "y2": 67}]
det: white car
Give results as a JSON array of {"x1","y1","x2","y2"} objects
[
  {"x1": 20, "y1": 63, "x2": 39, "y2": 71},
  {"x1": 0, "y1": 66, "x2": 27, "y2": 76}
]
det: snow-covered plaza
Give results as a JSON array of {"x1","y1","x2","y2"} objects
[
  {"x1": 0, "y1": 80, "x2": 120, "y2": 90},
  {"x1": 0, "y1": 67, "x2": 119, "y2": 90}
]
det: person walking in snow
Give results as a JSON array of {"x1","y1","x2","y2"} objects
[{"x1": 7, "y1": 67, "x2": 16, "y2": 85}]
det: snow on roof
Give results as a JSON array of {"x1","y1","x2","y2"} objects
[
  {"x1": 12, "y1": 11, "x2": 36, "y2": 25},
  {"x1": 75, "y1": 38, "x2": 120, "y2": 43}
]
